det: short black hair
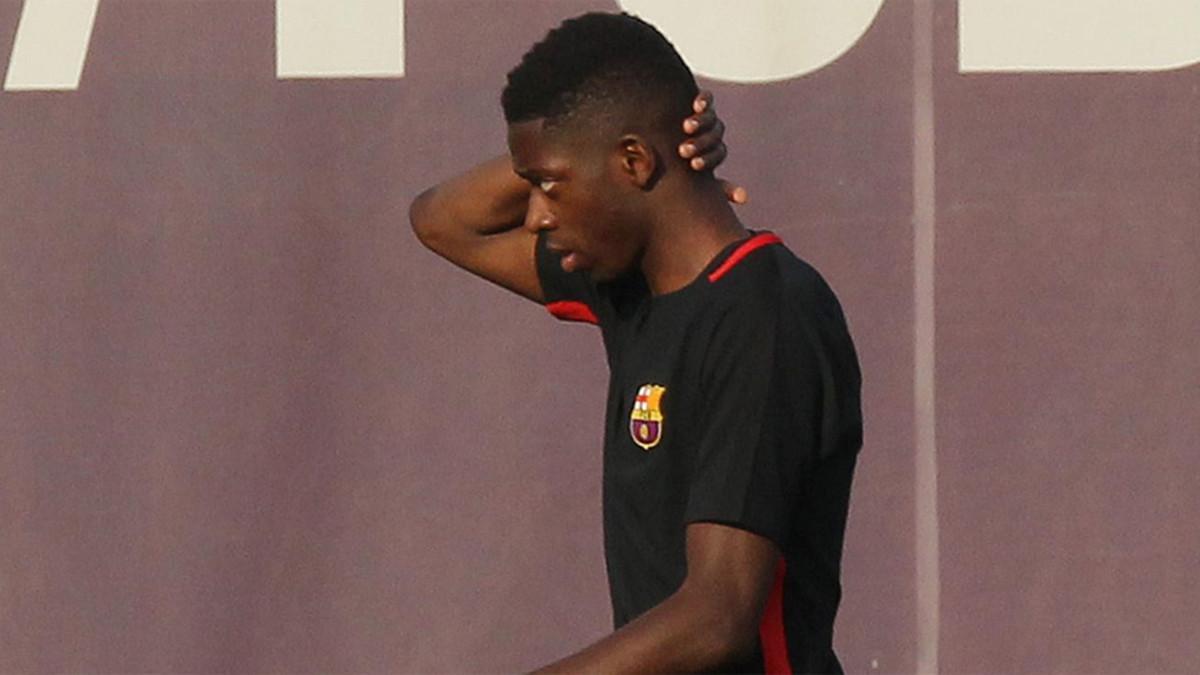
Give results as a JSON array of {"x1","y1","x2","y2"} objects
[{"x1": 501, "y1": 12, "x2": 698, "y2": 134}]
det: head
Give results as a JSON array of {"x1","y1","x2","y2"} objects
[{"x1": 501, "y1": 12, "x2": 699, "y2": 282}]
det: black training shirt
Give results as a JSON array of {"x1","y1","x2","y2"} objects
[{"x1": 536, "y1": 229, "x2": 863, "y2": 675}]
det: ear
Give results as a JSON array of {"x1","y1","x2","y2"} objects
[{"x1": 616, "y1": 134, "x2": 659, "y2": 189}]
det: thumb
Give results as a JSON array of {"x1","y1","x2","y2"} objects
[{"x1": 719, "y1": 179, "x2": 748, "y2": 205}]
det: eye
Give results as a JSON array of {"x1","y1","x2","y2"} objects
[{"x1": 538, "y1": 179, "x2": 557, "y2": 194}]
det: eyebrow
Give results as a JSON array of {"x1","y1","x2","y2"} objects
[{"x1": 516, "y1": 169, "x2": 564, "y2": 186}]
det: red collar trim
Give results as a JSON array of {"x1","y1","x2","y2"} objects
[
  {"x1": 545, "y1": 300, "x2": 599, "y2": 325},
  {"x1": 707, "y1": 232, "x2": 782, "y2": 283}
]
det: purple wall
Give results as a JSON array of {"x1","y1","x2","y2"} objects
[
  {"x1": 0, "y1": 1, "x2": 1195, "y2": 672},
  {"x1": 933, "y1": 3, "x2": 1200, "y2": 672}
]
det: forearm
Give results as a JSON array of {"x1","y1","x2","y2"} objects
[
  {"x1": 409, "y1": 155, "x2": 529, "y2": 245},
  {"x1": 530, "y1": 586, "x2": 748, "y2": 674}
]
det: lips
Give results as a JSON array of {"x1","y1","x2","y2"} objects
[
  {"x1": 560, "y1": 251, "x2": 583, "y2": 272},
  {"x1": 548, "y1": 242, "x2": 585, "y2": 273}
]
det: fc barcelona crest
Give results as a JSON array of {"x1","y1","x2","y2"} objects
[{"x1": 629, "y1": 384, "x2": 666, "y2": 450}]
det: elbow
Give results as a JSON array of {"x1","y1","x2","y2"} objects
[
  {"x1": 710, "y1": 594, "x2": 770, "y2": 667},
  {"x1": 683, "y1": 593, "x2": 761, "y2": 667},
  {"x1": 723, "y1": 621, "x2": 763, "y2": 665},
  {"x1": 408, "y1": 188, "x2": 440, "y2": 249},
  {"x1": 709, "y1": 614, "x2": 761, "y2": 666}
]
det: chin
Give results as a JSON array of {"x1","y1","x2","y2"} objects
[
  {"x1": 589, "y1": 262, "x2": 637, "y2": 285},
  {"x1": 586, "y1": 267, "x2": 617, "y2": 283},
  {"x1": 584, "y1": 261, "x2": 623, "y2": 282}
]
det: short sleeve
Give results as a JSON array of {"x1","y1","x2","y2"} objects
[
  {"x1": 682, "y1": 300, "x2": 824, "y2": 551},
  {"x1": 535, "y1": 231, "x2": 601, "y2": 325}
]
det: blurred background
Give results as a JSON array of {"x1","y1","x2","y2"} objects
[{"x1": 2, "y1": 1, "x2": 1196, "y2": 672}]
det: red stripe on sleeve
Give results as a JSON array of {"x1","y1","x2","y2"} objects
[
  {"x1": 759, "y1": 556, "x2": 793, "y2": 674},
  {"x1": 707, "y1": 233, "x2": 782, "y2": 283},
  {"x1": 545, "y1": 300, "x2": 599, "y2": 325}
]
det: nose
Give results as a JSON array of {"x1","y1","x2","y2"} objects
[{"x1": 523, "y1": 190, "x2": 556, "y2": 233}]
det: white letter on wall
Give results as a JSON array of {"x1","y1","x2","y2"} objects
[
  {"x1": 276, "y1": 0, "x2": 405, "y2": 78},
  {"x1": 4, "y1": 0, "x2": 99, "y2": 91},
  {"x1": 960, "y1": 0, "x2": 1200, "y2": 72},
  {"x1": 617, "y1": 0, "x2": 884, "y2": 83}
]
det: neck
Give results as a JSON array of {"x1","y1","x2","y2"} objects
[{"x1": 639, "y1": 175, "x2": 748, "y2": 296}]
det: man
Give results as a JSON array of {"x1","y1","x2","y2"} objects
[{"x1": 410, "y1": 12, "x2": 862, "y2": 674}]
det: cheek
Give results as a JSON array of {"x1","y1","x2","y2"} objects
[
  {"x1": 592, "y1": 217, "x2": 643, "y2": 276},
  {"x1": 579, "y1": 200, "x2": 624, "y2": 245},
  {"x1": 568, "y1": 175, "x2": 640, "y2": 264}
]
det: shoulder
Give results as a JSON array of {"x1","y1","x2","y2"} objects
[
  {"x1": 700, "y1": 240, "x2": 858, "y2": 377},
  {"x1": 706, "y1": 240, "x2": 842, "y2": 325},
  {"x1": 692, "y1": 243, "x2": 799, "y2": 373}
]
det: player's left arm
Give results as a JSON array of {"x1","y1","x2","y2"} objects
[{"x1": 528, "y1": 522, "x2": 779, "y2": 673}]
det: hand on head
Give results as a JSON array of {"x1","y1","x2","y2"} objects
[{"x1": 679, "y1": 90, "x2": 748, "y2": 205}]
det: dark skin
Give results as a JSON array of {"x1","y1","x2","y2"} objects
[
  {"x1": 409, "y1": 93, "x2": 745, "y2": 301},
  {"x1": 507, "y1": 108, "x2": 744, "y2": 295},
  {"x1": 530, "y1": 523, "x2": 781, "y2": 673},
  {"x1": 411, "y1": 92, "x2": 780, "y2": 673}
]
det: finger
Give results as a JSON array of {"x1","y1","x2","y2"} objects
[
  {"x1": 720, "y1": 179, "x2": 748, "y2": 205},
  {"x1": 680, "y1": 121, "x2": 724, "y2": 159},
  {"x1": 691, "y1": 142, "x2": 726, "y2": 171},
  {"x1": 682, "y1": 107, "x2": 717, "y2": 135},
  {"x1": 693, "y1": 89, "x2": 713, "y2": 114}
]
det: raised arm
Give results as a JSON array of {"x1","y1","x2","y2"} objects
[
  {"x1": 408, "y1": 91, "x2": 743, "y2": 304},
  {"x1": 409, "y1": 155, "x2": 543, "y2": 300}
]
